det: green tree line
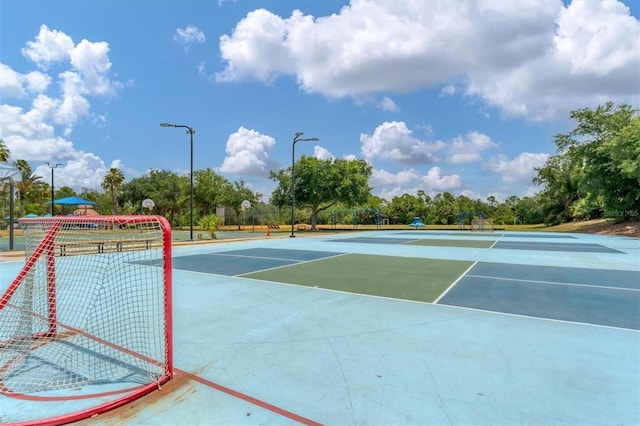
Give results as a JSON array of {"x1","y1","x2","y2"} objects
[
  {"x1": 1, "y1": 102, "x2": 638, "y2": 230},
  {"x1": 534, "y1": 102, "x2": 639, "y2": 224}
]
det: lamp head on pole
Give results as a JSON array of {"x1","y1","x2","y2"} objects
[
  {"x1": 161, "y1": 122, "x2": 194, "y2": 134},
  {"x1": 160, "y1": 120, "x2": 195, "y2": 241},
  {"x1": 294, "y1": 132, "x2": 319, "y2": 145}
]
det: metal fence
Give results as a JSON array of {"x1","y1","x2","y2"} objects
[{"x1": 217, "y1": 205, "x2": 282, "y2": 227}]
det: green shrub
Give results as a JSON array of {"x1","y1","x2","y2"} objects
[{"x1": 198, "y1": 214, "x2": 223, "y2": 239}]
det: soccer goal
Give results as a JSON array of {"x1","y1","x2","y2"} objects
[
  {"x1": 0, "y1": 215, "x2": 173, "y2": 424},
  {"x1": 470, "y1": 218, "x2": 494, "y2": 232}
]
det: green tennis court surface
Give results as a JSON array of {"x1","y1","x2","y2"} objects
[
  {"x1": 167, "y1": 245, "x2": 638, "y2": 329},
  {"x1": 406, "y1": 238, "x2": 496, "y2": 248},
  {"x1": 396, "y1": 231, "x2": 579, "y2": 239},
  {"x1": 242, "y1": 253, "x2": 472, "y2": 303},
  {"x1": 331, "y1": 235, "x2": 623, "y2": 253}
]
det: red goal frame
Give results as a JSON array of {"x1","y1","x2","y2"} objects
[{"x1": 0, "y1": 215, "x2": 173, "y2": 425}]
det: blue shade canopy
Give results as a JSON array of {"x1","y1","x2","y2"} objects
[
  {"x1": 46, "y1": 196, "x2": 97, "y2": 205},
  {"x1": 23, "y1": 213, "x2": 40, "y2": 218}
]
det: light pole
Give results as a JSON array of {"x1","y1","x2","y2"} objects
[
  {"x1": 46, "y1": 162, "x2": 62, "y2": 216},
  {"x1": 160, "y1": 122, "x2": 195, "y2": 241},
  {"x1": 290, "y1": 131, "x2": 319, "y2": 238}
]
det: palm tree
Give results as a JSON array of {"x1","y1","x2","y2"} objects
[
  {"x1": 0, "y1": 140, "x2": 12, "y2": 218},
  {"x1": 13, "y1": 159, "x2": 43, "y2": 217},
  {"x1": 102, "y1": 167, "x2": 125, "y2": 214},
  {"x1": 0, "y1": 139, "x2": 9, "y2": 162}
]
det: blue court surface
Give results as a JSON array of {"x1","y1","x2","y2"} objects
[{"x1": 0, "y1": 230, "x2": 639, "y2": 425}]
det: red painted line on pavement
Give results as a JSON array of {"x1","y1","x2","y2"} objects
[{"x1": 175, "y1": 368, "x2": 323, "y2": 426}]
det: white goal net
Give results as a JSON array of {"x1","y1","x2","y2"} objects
[{"x1": 0, "y1": 215, "x2": 173, "y2": 422}]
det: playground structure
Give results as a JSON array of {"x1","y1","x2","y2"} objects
[{"x1": 409, "y1": 217, "x2": 425, "y2": 229}]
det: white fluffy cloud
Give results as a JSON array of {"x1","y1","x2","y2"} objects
[
  {"x1": 422, "y1": 166, "x2": 462, "y2": 191},
  {"x1": 21, "y1": 25, "x2": 74, "y2": 69},
  {"x1": 0, "y1": 64, "x2": 51, "y2": 98},
  {"x1": 361, "y1": 121, "x2": 444, "y2": 164},
  {"x1": 219, "y1": 127, "x2": 277, "y2": 176},
  {"x1": 370, "y1": 166, "x2": 461, "y2": 196},
  {"x1": 378, "y1": 96, "x2": 399, "y2": 112},
  {"x1": 487, "y1": 152, "x2": 550, "y2": 183},
  {"x1": 34, "y1": 152, "x2": 113, "y2": 191},
  {"x1": 0, "y1": 103, "x2": 73, "y2": 161},
  {"x1": 313, "y1": 145, "x2": 334, "y2": 160},
  {"x1": 554, "y1": 0, "x2": 638, "y2": 76},
  {"x1": 0, "y1": 26, "x2": 125, "y2": 191},
  {"x1": 16, "y1": 25, "x2": 123, "y2": 133},
  {"x1": 217, "y1": 9, "x2": 297, "y2": 83},
  {"x1": 447, "y1": 131, "x2": 498, "y2": 164},
  {"x1": 217, "y1": 0, "x2": 639, "y2": 119},
  {"x1": 1, "y1": 100, "x2": 113, "y2": 193},
  {"x1": 175, "y1": 25, "x2": 206, "y2": 50},
  {"x1": 372, "y1": 168, "x2": 422, "y2": 186},
  {"x1": 69, "y1": 39, "x2": 119, "y2": 96}
]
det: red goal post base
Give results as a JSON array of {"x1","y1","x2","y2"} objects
[{"x1": 0, "y1": 215, "x2": 173, "y2": 425}]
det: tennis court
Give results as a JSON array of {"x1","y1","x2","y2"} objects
[{"x1": 1, "y1": 230, "x2": 638, "y2": 425}]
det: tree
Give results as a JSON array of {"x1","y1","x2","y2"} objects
[
  {"x1": 493, "y1": 196, "x2": 518, "y2": 225},
  {"x1": 270, "y1": 156, "x2": 373, "y2": 231},
  {"x1": 194, "y1": 168, "x2": 228, "y2": 216},
  {"x1": 102, "y1": 168, "x2": 125, "y2": 214},
  {"x1": 56, "y1": 186, "x2": 76, "y2": 198},
  {"x1": 51, "y1": 186, "x2": 77, "y2": 215},
  {"x1": 454, "y1": 194, "x2": 475, "y2": 225},
  {"x1": 514, "y1": 196, "x2": 545, "y2": 224},
  {"x1": 432, "y1": 192, "x2": 458, "y2": 225},
  {"x1": 596, "y1": 112, "x2": 640, "y2": 219},
  {"x1": 534, "y1": 155, "x2": 581, "y2": 224},
  {"x1": 223, "y1": 179, "x2": 259, "y2": 230},
  {"x1": 386, "y1": 193, "x2": 422, "y2": 225},
  {"x1": 121, "y1": 170, "x2": 184, "y2": 225},
  {"x1": 535, "y1": 102, "x2": 639, "y2": 222},
  {"x1": 0, "y1": 139, "x2": 9, "y2": 162},
  {"x1": 12, "y1": 160, "x2": 43, "y2": 217},
  {"x1": 198, "y1": 214, "x2": 223, "y2": 239}
]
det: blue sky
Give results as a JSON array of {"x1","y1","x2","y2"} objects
[{"x1": 1, "y1": 0, "x2": 638, "y2": 203}]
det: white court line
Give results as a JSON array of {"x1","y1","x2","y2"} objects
[
  {"x1": 210, "y1": 252, "x2": 341, "y2": 263},
  {"x1": 438, "y1": 303, "x2": 640, "y2": 332},
  {"x1": 434, "y1": 261, "x2": 478, "y2": 304},
  {"x1": 467, "y1": 274, "x2": 640, "y2": 292},
  {"x1": 494, "y1": 241, "x2": 616, "y2": 251},
  {"x1": 236, "y1": 253, "x2": 349, "y2": 276}
]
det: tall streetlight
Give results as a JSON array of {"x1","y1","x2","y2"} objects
[
  {"x1": 46, "y1": 162, "x2": 62, "y2": 216},
  {"x1": 160, "y1": 122, "x2": 195, "y2": 241},
  {"x1": 290, "y1": 131, "x2": 319, "y2": 238}
]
